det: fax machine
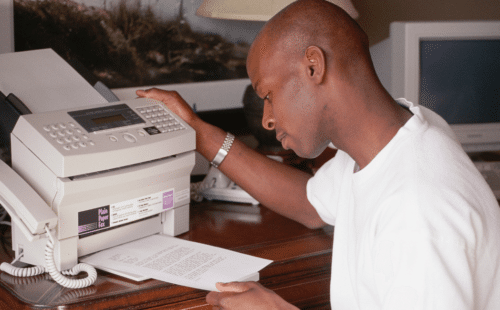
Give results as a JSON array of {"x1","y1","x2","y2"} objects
[{"x1": 0, "y1": 97, "x2": 195, "y2": 286}]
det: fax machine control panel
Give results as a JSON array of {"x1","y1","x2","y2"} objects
[
  {"x1": 40, "y1": 103, "x2": 186, "y2": 152},
  {"x1": 12, "y1": 98, "x2": 195, "y2": 177}
]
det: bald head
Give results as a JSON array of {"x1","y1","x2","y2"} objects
[
  {"x1": 248, "y1": 0, "x2": 370, "y2": 81},
  {"x1": 245, "y1": 0, "x2": 406, "y2": 162}
]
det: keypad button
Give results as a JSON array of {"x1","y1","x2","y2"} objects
[
  {"x1": 123, "y1": 133, "x2": 137, "y2": 143},
  {"x1": 43, "y1": 126, "x2": 51, "y2": 132},
  {"x1": 63, "y1": 145, "x2": 71, "y2": 151}
]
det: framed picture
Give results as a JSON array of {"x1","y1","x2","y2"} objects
[{"x1": 11, "y1": 0, "x2": 261, "y2": 88}]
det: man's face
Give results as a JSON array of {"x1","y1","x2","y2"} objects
[{"x1": 247, "y1": 40, "x2": 330, "y2": 159}]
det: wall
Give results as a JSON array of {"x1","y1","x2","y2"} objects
[
  {"x1": 0, "y1": 0, "x2": 14, "y2": 53},
  {"x1": 353, "y1": 0, "x2": 500, "y2": 45}
]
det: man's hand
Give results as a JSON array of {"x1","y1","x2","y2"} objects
[
  {"x1": 206, "y1": 281, "x2": 300, "y2": 310},
  {"x1": 136, "y1": 88, "x2": 199, "y2": 127}
]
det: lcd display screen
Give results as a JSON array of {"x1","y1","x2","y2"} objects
[
  {"x1": 419, "y1": 39, "x2": 500, "y2": 125},
  {"x1": 92, "y1": 114, "x2": 127, "y2": 125}
]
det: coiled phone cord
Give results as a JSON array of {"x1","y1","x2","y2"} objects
[
  {"x1": 0, "y1": 261, "x2": 45, "y2": 277},
  {"x1": 0, "y1": 225, "x2": 97, "y2": 288}
]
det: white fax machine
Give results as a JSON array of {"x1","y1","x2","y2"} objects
[{"x1": 0, "y1": 97, "x2": 195, "y2": 272}]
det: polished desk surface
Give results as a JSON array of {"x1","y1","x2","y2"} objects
[{"x1": 0, "y1": 201, "x2": 334, "y2": 309}]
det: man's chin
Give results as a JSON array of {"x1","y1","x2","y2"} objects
[
  {"x1": 294, "y1": 143, "x2": 330, "y2": 159},
  {"x1": 291, "y1": 148, "x2": 316, "y2": 160}
]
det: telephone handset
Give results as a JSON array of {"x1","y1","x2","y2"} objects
[
  {"x1": 0, "y1": 159, "x2": 57, "y2": 239},
  {"x1": 0, "y1": 160, "x2": 97, "y2": 288},
  {"x1": 198, "y1": 167, "x2": 259, "y2": 205}
]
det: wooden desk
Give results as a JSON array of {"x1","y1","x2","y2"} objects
[{"x1": 0, "y1": 202, "x2": 333, "y2": 309}]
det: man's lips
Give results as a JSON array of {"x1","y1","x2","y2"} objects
[
  {"x1": 276, "y1": 132, "x2": 286, "y2": 142},
  {"x1": 276, "y1": 132, "x2": 289, "y2": 149}
]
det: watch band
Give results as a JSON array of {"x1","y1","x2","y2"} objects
[{"x1": 211, "y1": 132, "x2": 235, "y2": 168}]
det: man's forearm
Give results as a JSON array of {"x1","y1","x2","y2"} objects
[{"x1": 192, "y1": 119, "x2": 326, "y2": 229}]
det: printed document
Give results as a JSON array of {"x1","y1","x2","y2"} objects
[{"x1": 81, "y1": 234, "x2": 272, "y2": 291}]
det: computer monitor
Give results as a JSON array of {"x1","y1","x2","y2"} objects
[{"x1": 370, "y1": 21, "x2": 500, "y2": 152}]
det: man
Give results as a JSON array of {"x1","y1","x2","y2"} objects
[{"x1": 137, "y1": 0, "x2": 500, "y2": 309}]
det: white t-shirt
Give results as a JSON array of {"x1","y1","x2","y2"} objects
[{"x1": 307, "y1": 99, "x2": 500, "y2": 310}]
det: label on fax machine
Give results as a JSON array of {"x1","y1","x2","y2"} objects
[{"x1": 77, "y1": 187, "x2": 189, "y2": 236}]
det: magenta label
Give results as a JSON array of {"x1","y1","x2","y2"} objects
[{"x1": 163, "y1": 190, "x2": 174, "y2": 210}]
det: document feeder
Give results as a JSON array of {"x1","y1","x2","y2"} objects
[{"x1": 8, "y1": 97, "x2": 195, "y2": 271}]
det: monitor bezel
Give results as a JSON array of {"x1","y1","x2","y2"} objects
[{"x1": 390, "y1": 21, "x2": 500, "y2": 152}]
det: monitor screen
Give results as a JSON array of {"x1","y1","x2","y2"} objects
[{"x1": 419, "y1": 39, "x2": 500, "y2": 125}]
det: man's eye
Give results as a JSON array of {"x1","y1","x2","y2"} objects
[{"x1": 264, "y1": 94, "x2": 270, "y2": 102}]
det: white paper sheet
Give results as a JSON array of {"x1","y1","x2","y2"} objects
[
  {"x1": 0, "y1": 49, "x2": 107, "y2": 113},
  {"x1": 80, "y1": 234, "x2": 273, "y2": 291}
]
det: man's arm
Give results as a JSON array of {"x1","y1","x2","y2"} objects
[{"x1": 137, "y1": 88, "x2": 326, "y2": 229}]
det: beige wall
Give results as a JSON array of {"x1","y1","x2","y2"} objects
[{"x1": 353, "y1": 0, "x2": 500, "y2": 45}]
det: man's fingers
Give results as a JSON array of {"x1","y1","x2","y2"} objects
[
  {"x1": 135, "y1": 87, "x2": 200, "y2": 127},
  {"x1": 206, "y1": 290, "x2": 238, "y2": 306},
  {"x1": 216, "y1": 281, "x2": 252, "y2": 293},
  {"x1": 136, "y1": 88, "x2": 169, "y2": 100},
  {"x1": 136, "y1": 88, "x2": 158, "y2": 98},
  {"x1": 206, "y1": 282, "x2": 253, "y2": 306}
]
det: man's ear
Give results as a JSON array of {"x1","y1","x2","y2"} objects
[{"x1": 304, "y1": 46, "x2": 326, "y2": 84}]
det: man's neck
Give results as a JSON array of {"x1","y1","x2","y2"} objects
[{"x1": 344, "y1": 104, "x2": 413, "y2": 170}]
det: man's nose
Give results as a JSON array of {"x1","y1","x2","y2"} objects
[{"x1": 262, "y1": 101, "x2": 276, "y2": 130}]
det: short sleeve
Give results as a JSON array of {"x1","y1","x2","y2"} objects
[{"x1": 307, "y1": 151, "x2": 353, "y2": 226}]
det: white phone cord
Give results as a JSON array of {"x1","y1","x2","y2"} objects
[
  {"x1": 0, "y1": 225, "x2": 97, "y2": 289},
  {"x1": 0, "y1": 262, "x2": 45, "y2": 277}
]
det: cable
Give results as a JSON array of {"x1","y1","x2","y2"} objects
[
  {"x1": 0, "y1": 262, "x2": 45, "y2": 277},
  {"x1": 0, "y1": 225, "x2": 97, "y2": 288},
  {"x1": 43, "y1": 225, "x2": 97, "y2": 288}
]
